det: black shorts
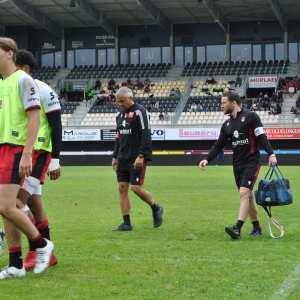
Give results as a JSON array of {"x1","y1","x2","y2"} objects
[
  {"x1": 116, "y1": 159, "x2": 147, "y2": 185},
  {"x1": 233, "y1": 163, "x2": 260, "y2": 190}
]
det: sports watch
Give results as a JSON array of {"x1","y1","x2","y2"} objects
[{"x1": 138, "y1": 153, "x2": 144, "y2": 158}]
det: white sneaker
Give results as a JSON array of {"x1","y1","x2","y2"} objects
[
  {"x1": 0, "y1": 266, "x2": 26, "y2": 279},
  {"x1": 0, "y1": 228, "x2": 5, "y2": 257},
  {"x1": 33, "y1": 239, "x2": 54, "y2": 274}
]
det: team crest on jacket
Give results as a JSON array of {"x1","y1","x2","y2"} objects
[
  {"x1": 241, "y1": 117, "x2": 245, "y2": 122},
  {"x1": 128, "y1": 112, "x2": 134, "y2": 118}
]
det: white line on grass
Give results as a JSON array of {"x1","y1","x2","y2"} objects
[{"x1": 269, "y1": 262, "x2": 300, "y2": 299}]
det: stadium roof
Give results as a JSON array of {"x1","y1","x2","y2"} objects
[{"x1": 0, "y1": 0, "x2": 299, "y2": 38}]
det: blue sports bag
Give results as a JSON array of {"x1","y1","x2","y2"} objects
[{"x1": 254, "y1": 165, "x2": 293, "y2": 238}]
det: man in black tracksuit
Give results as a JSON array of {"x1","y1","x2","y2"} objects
[
  {"x1": 111, "y1": 87, "x2": 163, "y2": 231},
  {"x1": 199, "y1": 90, "x2": 277, "y2": 239}
]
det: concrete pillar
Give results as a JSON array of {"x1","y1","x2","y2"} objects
[
  {"x1": 61, "y1": 38, "x2": 65, "y2": 69},
  {"x1": 284, "y1": 31, "x2": 288, "y2": 61},
  {"x1": 115, "y1": 37, "x2": 119, "y2": 65},
  {"x1": 226, "y1": 33, "x2": 230, "y2": 62},
  {"x1": 170, "y1": 35, "x2": 174, "y2": 66}
]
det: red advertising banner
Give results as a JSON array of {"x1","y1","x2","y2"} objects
[{"x1": 264, "y1": 127, "x2": 300, "y2": 139}]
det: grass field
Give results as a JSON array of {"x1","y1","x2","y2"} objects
[{"x1": 0, "y1": 165, "x2": 299, "y2": 300}]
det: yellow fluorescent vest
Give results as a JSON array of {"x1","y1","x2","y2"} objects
[{"x1": 0, "y1": 70, "x2": 30, "y2": 146}]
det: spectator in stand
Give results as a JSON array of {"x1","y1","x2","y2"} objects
[
  {"x1": 128, "y1": 80, "x2": 134, "y2": 91},
  {"x1": 268, "y1": 105, "x2": 276, "y2": 115},
  {"x1": 135, "y1": 77, "x2": 144, "y2": 90},
  {"x1": 246, "y1": 99, "x2": 252, "y2": 110},
  {"x1": 288, "y1": 85, "x2": 295, "y2": 97},
  {"x1": 94, "y1": 78, "x2": 101, "y2": 90},
  {"x1": 261, "y1": 100, "x2": 268, "y2": 111},
  {"x1": 159, "y1": 111, "x2": 164, "y2": 121},
  {"x1": 271, "y1": 92, "x2": 278, "y2": 102},
  {"x1": 196, "y1": 102, "x2": 203, "y2": 112},
  {"x1": 292, "y1": 76, "x2": 298, "y2": 84},
  {"x1": 205, "y1": 74, "x2": 214, "y2": 84},
  {"x1": 154, "y1": 100, "x2": 159, "y2": 109},
  {"x1": 60, "y1": 86, "x2": 66, "y2": 98},
  {"x1": 278, "y1": 90, "x2": 283, "y2": 103},
  {"x1": 278, "y1": 77, "x2": 284, "y2": 87},
  {"x1": 263, "y1": 93, "x2": 269, "y2": 103},
  {"x1": 250, "y1": 103, "x2": 257, "y2": 111},
  {"x1": 275, "y1": 101, "x2": 281, "y2": 115},
  {"x1": 256, "y1": 98, "x2": 263, "y2": 111},
  {"x1": 144, "y1": 77, "x2": 150, "y2": 87},
  {"x1": 235, "y1": 75, "x2": 242, "y2": 87},
  {"x1": 150, "y1": 98, "x2": 156, "y2": 108},
  {"x1": 291, "y1": 106, "x2": 299, "y2": 117},
  {"x1": 190, "y1": 102, "x2": 197, "y2": 112},
  {"x1": 163, "y1": 110, "x2": 170, "y2": 121},
  {"x1": 143, "y1": 85, "x2": 150, "y2": 95},
  {"x1": 175, "y1": 87, "x2": 181, "y2": 97},
  {"x1": 60, "y1": 96, "x2": 66, "y2": 108},
  {"x1": 280, "y1": 85, "x2": 287, "y2": 98},
  {"x1": 169, "y1": 87, "x2": 176, "y2": 97},
  {"x1": 257, "y1": 92, "x2": 263, "y2": 102},
  {"x1": 108, "y1": 91, "x2": 116, "y2": 103},
  {"x1": 108, "y1": 78, "x2": 116, "y2": 90},
  {"x1": 296, "y1": 97, "x2": 300, "y2": 109}
]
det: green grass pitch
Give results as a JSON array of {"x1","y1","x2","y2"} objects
[{"x1": 0, "y1": 165, "x2": 299, "y2": 300}]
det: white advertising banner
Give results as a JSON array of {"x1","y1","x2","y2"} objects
[
  {"x1": 165, "y1": 128, "x2": 220, "y2": 140},
  {"x1": 151, "y1": 129, "x2": 165, "y2": 140},
  {"x1": 62, "y1": 129, "x2": 101, "y2": 141},
  {"x1": 249, "y1": 76, "x2": 277, "y2": 88}
]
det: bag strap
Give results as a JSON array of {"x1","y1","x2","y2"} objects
[
  {"x1": 265, "y1": 166, "x2": 273, "y2": 179},
  {"x1": 262, "y1": 206, "x2": 285, "y2": 238},
  {"x1": 267, "y1": 217, "x2": 285, "y2": 238},
  {"x1": 271, "y1": 165, "x2": 281, "y2": 181},
  {"x1": 272, "y1": 165, "x2": 285, "y2": 178}
]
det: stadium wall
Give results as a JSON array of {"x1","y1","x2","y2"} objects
[{"x1": 61, "y1": 140, "x2": 300, "y2": 166}]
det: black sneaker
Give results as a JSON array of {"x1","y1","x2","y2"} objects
[
  {"x1": 111, "y1": 223, "x2": 133, "y2": 232},
  {"x1": 225, "y1": 225, "x2": 241, "y2": 239},
  {"x1": 249, "y1": 226, "x2": 262, "y2": 236},
  {"x1": 153, "y1": 205, "x2": 163, "y2": 228}
]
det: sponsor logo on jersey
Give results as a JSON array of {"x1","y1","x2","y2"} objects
[
  {"x1": 121, "y1": 120, "x2": 129, "y2": 128},
  {"x1": 120, "y1": 129, "x2": 132, "y2": 134},
  {"x1": 128, "y1": 112, "x2": 134, "y2": 118},
  {"x1": 241, "y1": 117, "x2": 245, "y2": 122},
  {"x1": 232, "y1": 130, "x2": 249, "y2": 147}
]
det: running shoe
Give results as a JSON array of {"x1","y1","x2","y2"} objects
[
  {"x1": 249, "y1": 226, "x2": 262, "y2": 236},
  {"x1": 225, "y1": 225, "x2": 241, "y2": 239},
  {"x1": 153, "y1": 205, "x2": 163, "y2": 228},
  {"x1": 111, "y1": 223, "x2": 133, "y2": 231},
  {"x1": 0, "y1": 266, "x2": 26, "y2": 279},
  {"x1": 24, "y1": 251, "x2": 57, "y2": 271},
  {"x1": 23, "y1": 250, "x2": 36, "y2": 271},
  {"x1": 33, "y1": 239, "x2": 54, "y2": 274}
]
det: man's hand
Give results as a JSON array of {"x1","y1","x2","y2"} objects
[
  {"x1": 199, "y1": 159, "x2": 208, "y2": 170},
  {"x1": 133, "y1": 157, "x2": 144, "y2": 170},
  {"x1": 19, "y1": 152, "x2": 32, "y2": 178},
  {"x1": 112, "y1": 157, "x2": 117, "y2": 172},
  {"x1": 47, "y1": 158, "x2": 61, "y2": 180},
  {"x1": 269, "y1": 155, "x2": 277, "y2": 166}
]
